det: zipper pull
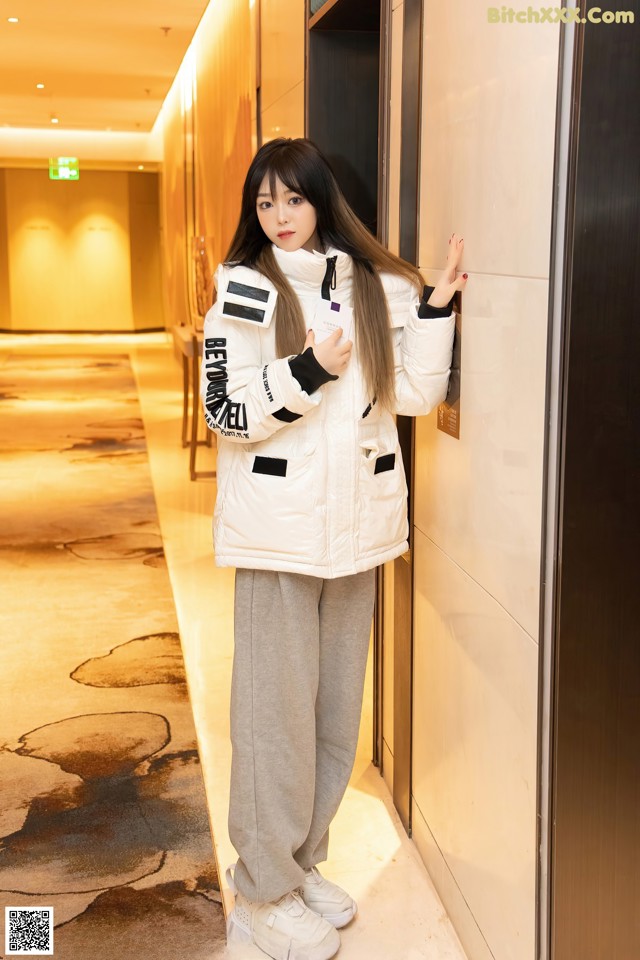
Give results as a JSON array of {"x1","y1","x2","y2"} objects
[{"x1": 321, "y1": 255, "x2": 338, "y2": 300}]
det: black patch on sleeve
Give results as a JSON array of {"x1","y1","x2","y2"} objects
[
  {"x1": 252, "y1": 456, "x2": 288, "y2": 477},
  {"x1": 227, "y1": 281, "x2": 270, "y2": 303},
  {"x1": 222, "y1": 301, "x2": 266, "y2": 324},
  {"x1": 288, "y1": 347, "x2": 338, "y2": 393},
  {"x1": 374, "y1": 453, "x2": 396, "y2": 475},
  {"x1": 272, "y1": 407, "x2": 303, "y2": 423},
  {"x1": 418, "y1": 285, "x2": 455, "y2": 318}
]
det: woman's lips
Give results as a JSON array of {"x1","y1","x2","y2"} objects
[{"x1": 278, "y1": 231, "x2": 294, "y2": 238}]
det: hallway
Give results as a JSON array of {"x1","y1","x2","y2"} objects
[{"x1": 1, "y1": 332, "x2": 469, "y2": 960}]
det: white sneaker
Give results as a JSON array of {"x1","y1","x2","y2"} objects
[
  {"x1": 226, "y1": 866, "x2": 340, "y2": 960},
  {"x1": 300, "y1": 866, "x2": 357, "y2": 929}
]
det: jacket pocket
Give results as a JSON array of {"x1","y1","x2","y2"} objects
[
  {"x1": 219, "y1": 443, "x2": 327, "y2": 563},
  {"x1": 356, "y1": 435, "x2": 408, "y2": 557}
]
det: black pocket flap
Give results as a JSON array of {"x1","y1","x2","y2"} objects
[
  {"x1": 374, "y1": 452, "x2": 396, "y2": 475},
  {"x1": 252, "y1": 456, "x2": 287, "y2": 477}
]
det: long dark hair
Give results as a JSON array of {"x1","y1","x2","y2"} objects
[{"x1": 224, "y1": 138, "x2": 424, "y2": 410}]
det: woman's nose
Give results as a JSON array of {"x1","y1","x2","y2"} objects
[{"x1": 276, "y1": 205, "x2": 289, "y2": 223}]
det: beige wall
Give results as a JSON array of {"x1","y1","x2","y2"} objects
[
  {"x1": 128, "y1": 172, "x2": 165, "y2": 330},
  {"x1": 403, "y1": 4, "x2": 561, "y2": 960},
  {"x1": 260, "y1": 0, "x2": 305, "y2": 141},
  {"x1": 0, "y1": 168, "x2": 163, "y2": 332}
]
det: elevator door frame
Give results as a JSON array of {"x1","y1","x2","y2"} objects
[{"x1": 541, "y1": 10, "x2": 640, "y2": 960}]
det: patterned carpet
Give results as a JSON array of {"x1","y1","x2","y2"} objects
[{"x1": 0, "y1": 353, "x2": 226, "y2": 958}]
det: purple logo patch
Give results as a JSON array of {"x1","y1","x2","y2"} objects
[{"x1": 330, "y1": 302, "x2": 341, "y2": 312}]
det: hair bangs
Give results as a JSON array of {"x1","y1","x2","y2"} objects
[
  {"x1": 266, "y1": 159, "x2": 305, "y2": 201},
  {"x1": 251, "y1": 142, "x2": 325, "y2": 207}
]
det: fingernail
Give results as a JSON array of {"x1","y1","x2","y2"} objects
[{"x1": 463, "y1": 273, "x2": 468, "y2": 279}]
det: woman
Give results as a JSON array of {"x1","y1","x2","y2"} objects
[{"x1": 200, "y1": 137, "x2": 466, "y2": 960}]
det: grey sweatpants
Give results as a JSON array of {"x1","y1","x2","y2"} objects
[{"x1": 229, "y1": 567, "x2": 376, "y2": 903}]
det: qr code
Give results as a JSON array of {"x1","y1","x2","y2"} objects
[{"x1": 5, "y1": 907, "x2": 54, "y2": 955}]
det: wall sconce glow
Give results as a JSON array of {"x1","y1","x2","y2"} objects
[
  {"x1": 49, "y1": 157, "x2": 80, "y2": 181},
  {"x1": 138, "y1": 165, "x2": 145, "y2": 170}
]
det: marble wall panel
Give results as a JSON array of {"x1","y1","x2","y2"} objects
[
  {"x1": 412, "y1": 528, "x2": 538, "y2": 960},
  {"x1": 419, "y1": 1, "x2": 560, "y2": 279},
  {"x1": 414, "y1": 272, "x2": 549, "y2": 639}
]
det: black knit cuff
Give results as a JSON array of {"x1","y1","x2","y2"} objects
[
  {"x1": 418, "y1": 284, "x2": 455, "y2": 319},
  {"x1": 288, "y1": 346, "x2": 339, "y2": 394}
]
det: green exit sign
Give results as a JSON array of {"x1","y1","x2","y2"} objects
[{"x1": 49, "y1": 157, "x2": 80, "y2": 181}]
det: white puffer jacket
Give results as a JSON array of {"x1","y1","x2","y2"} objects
[{"x1": 200, "y1": 243, "x2": 455, "y2": 578}]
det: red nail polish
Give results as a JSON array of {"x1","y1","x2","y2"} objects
[{"x1": 463, "y1": 273, "x2": 468, "y2": 279}]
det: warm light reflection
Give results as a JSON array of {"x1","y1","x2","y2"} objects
[{"x1": 180, "y1": 45, "x2": 196, "y2": 115}]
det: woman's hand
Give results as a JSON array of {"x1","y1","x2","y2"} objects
[
  {"x1": 303, "y1": 328, "x2": 352, "y2": 377},
  {"x1": 427, "y1": 233, "x2": 468, "y2": 308}
]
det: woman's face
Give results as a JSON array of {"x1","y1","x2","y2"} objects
[{"x1": 256, "y1": 174, "x2": 321, "y2": 253}]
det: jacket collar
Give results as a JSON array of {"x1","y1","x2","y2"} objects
[{"x1": 271, "y1": 242, "x2": 352, "y2": 288}]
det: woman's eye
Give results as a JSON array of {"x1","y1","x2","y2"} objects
[
  {"x1": 258, "y1": 201, "x2": 272, "y2": 210},
  {"x1": 289, "y1": 196, "x2": 303, "y2": 205}
]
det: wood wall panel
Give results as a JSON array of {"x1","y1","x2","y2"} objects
[
  {"x1": 194, "y1": 0, "x2": 253, "y2": 279},
  {"x1": 160, "y1": 0, "x2": 253, "y2": 324},
  {"x1": 0, "y1": 170, "x2": 10, "y2": 328},
  {"x1": 161, "y1": 80, "x2": 190, "y2": 329}
]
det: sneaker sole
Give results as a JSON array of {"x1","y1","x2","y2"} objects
[
  {"x1": 253, "y1": 923, "x2": 340, "y2": 960},
  {"x1": 226, "y1": 908, "x2": 251, "y2": 943},
  {"x1": 321, "y1": 902, "x2": 358, "y2": 929},
  {"x1": 227, "y1": 907, "x2": 340, "y2": 960}
]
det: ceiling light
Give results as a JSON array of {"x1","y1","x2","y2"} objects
[
  {"x1": 36, "y1": 83, "x2": 45, "y2": 90},
  {"x1": 51, "y1": 116, "x2": 59, "y2": 125},
  {"x1": 8, "y1": 17, "x2": 19, "y2": 23},
  {"x1": 138, "y1": 165, "x2": 145, "y2": 171}
]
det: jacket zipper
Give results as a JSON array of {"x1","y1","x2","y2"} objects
[{"x1": 321, "y1": 255, "x2": 338, "y2": 300}]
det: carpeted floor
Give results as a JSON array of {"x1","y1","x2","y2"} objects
[{"x1": 0, "y1": 353, "x2": 226, "y2": 958}]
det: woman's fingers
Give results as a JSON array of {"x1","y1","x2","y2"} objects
[{"x1": 447, "y1": 234, "x2": 465, "y2": 272}]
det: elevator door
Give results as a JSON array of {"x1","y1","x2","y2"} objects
[{"x1": 548, "y1": 11, "x2": 640, "y2": 960}]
